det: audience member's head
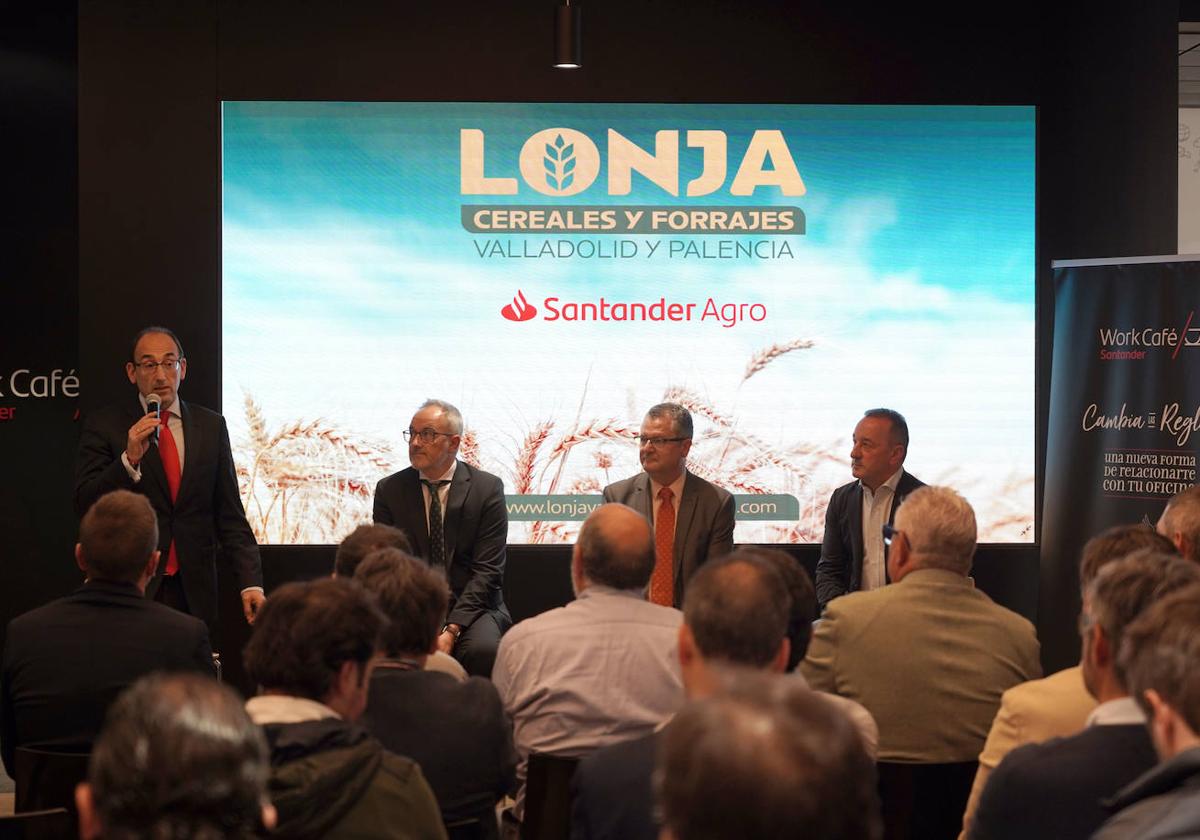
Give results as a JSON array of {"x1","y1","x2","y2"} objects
[
  {"x1": 1079, "y1": 523, "x2": 1178, "y2": 590},
  {"x1": 334, "y1": 522, "x2": 413, "y2": 579},
  {"x1": 656, "y1": 673, "x2": 880, "y2": 840},
  {"x1": 354, "y1": 547, "x2": 450, "y2": 659},
  {"x1": 678, "y1": 552, "x2": 790, "y2": 695},
  {"x1": 1157, "y1": 485, "x2": 1200, "y2": 564},
  {"x1": 243, "y1": 578, "x2": 387, "y2": 721},
  {"x1": 741, "y1": 548, "x2": 818, "y2": 670},
  {"x1": 76, "y1": 489, "x2": 160, "y2": 589},
  {"x1": 888, "y1": 485, "x2": 976, "y2": 579},
  {"x1": 76, "y1": 673, "x2": 273, "y2": 840},
  {"x1": 1081, "y1": 550, "x2": 1200, "y2": 702},
  {"x1": 1119, "y1": 583, "x2": 1200, "y2": 759},
  {"x1": 572, "y1": 503, "x2": 655, "y2": 594}
]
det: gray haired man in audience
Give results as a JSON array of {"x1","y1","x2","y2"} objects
[
  {"x1": 802, "y1": 485, "x2": 1041, "y2": 763},
  {"x1": 968, "y1": 550, "x2": 1200, "y2": 840},
  {"x1": 655, "y1": 672, "x2": 881, "y2": 840},
  {"x1": 493, "y1": 503, "x2": 684, "y2": 825},
  {"x1": 1157, "y1": 484, "x2": 1200, "y2": 564},
  {"x1": 77, "y1": 672, "x2": 274, "y2": 840},
  {"x1": 1094, "y1": 584, "x2": 1200, "y2": 838}
]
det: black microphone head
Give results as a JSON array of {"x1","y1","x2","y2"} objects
[{"x1": 146, "y1": 393, "x2": 161, "y2": 416}]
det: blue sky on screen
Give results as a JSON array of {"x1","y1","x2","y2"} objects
[{"x1": 221, "y1": 102, "x2": 1035, "y2": 544}]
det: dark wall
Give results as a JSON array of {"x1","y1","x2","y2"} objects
[
  {"x1": 0, "y1": 1, "x2": 79, "y2": 657},
  {"x1": 1, "y1": 1, "x2": 1176, "y2": 680}
]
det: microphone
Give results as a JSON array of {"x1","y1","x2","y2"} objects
[{"x1": 146, "y1": 393, "x2": 161, "y2": 444}]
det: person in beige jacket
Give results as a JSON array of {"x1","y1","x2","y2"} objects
[{"x1": 801, "y1": 485, "x2": 1041, "y2": 763}]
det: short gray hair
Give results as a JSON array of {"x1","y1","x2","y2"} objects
[
  {"x1": 420, "y1": 399, "x2": 464, "y2": 434},
  {"x1": 1162, "y1": 485, "x2": 1200, "y2": 564},
  {"x1": 892, "y1": 486, "x2": 976, "y2": 575},
  {"x1": 646, "y1": 403, "x2": 693, "y2": 439}
]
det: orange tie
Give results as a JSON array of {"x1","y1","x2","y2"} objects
[
  {"x1": 650, "y1": 487, "x2": 675, "y2": 606},
  {"x1": 158, "y1": 411, "x2": 181, "y2": 575}
]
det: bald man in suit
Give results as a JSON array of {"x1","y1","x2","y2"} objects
[{"x1": 602, "y1": 403, "x2": 734, "y2": 607}]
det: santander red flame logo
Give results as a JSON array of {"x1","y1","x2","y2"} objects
[{"x1": 501, "y1": 290, "x2": 538, "y2": 322}]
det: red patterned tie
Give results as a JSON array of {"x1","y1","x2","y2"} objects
[
  {"x1": 159, "y1": 411, "x2": 181, "y2": 575},
  {"x1": 650, "y1": 486, "x2": 676, "y2": 606}
]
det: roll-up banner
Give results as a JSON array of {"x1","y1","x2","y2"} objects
[{"x1": 1041, "y1": 256, "x2": 1200, "y2": 671}]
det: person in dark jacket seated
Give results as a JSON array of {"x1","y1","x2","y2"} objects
[
  {"x1": 77, "y1": 672, "x2": 274, "y2": 839},
  {"x1": 356, "y1": 547, "x2": 517, "y2": 836},
  {"x1": 1, "y1": 489, "x2": 213, "y2": 776},
  {"x1": 969, "y1": 550, "x2": 1200, "y2": 840},
  {"x1": 243, "y1": 577, "x2": 446, "y2": 840},
  {"x1": 1094, "y1": 583, "x2": 1200, "y2": 839}
]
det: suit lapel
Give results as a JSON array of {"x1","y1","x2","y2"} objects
[
  {"x1": 632, "y1": 473, "x2": 653, "y2": 521},
  {"x1": 400, "y1": 469, "x2": 432, "y2": 560},
  {"x1": 673, "y1": 472, "x2": 700, "y2": 573},
  {"x1": 442, "y1": 461, "x2": 471, "y2": 566},
  {"x1": 173, "y1": 399, "x2": 198, "y2": 504},
  {"x1": 848, "y1": 482, "x2": 865, "y2": 575}
]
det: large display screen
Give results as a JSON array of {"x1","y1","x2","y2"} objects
[{"x1": 222, "y1": 102, "x2": 1036, "y2": 546}]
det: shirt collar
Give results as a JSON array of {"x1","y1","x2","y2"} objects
[
  {"x1": 420, "y1": 459, "x2": 457, "y2": 484},
  {"x1": 1086, "y1": 695, "x2": 1146, "y2": 727},
  {"x1": 650, "y1": 469, "x2": 687, "y2": 501},
  {"x1": 863, "y1": 467, "x2": 904, "y2": 495}
]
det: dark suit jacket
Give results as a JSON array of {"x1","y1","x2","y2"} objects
[
  {"x1": 814, "y1": 469, "x2": 924, "y2": 609},
  {"x1": 361, "y1": 667, "x2": 517, "y2": 825},
  {"x1": 0, "y1": 580, "x2": 214, "y2": 776},
  {"x1": 969, "y1": 723, "x2": 1157, "y2": 840},
  {"x1": 373, "y1": 460, "x2": 510, "y2": 629},
  {"x1": 570, "y1": 731, "x2": 658, "y2": 840},
  {"x1": 73, "y1": 398, "x2": 262, "y2": 631},
  {"x1": 602, "y1": 471, "x2": 735, "y2": 607}
]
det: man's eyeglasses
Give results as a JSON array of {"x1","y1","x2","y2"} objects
[
  {"x1": 133, "y1": 359, "x2": 181, "y2": 373},
  {"x1": 638, "y1": 436, "x2": 689, "y2": 447},
  {"x1": 403, "y1": 428, "x2": 455, "y2": 443}
]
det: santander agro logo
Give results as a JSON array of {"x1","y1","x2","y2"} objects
[
  {"x1": 461, "y1": 127, "x2": 805, "y2": 197},
  {"x1": 501, "y1": 290, "x2": 538, "y2": 322}
]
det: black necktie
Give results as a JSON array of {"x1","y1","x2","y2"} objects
[{"x1": 422, "y1": 479, "x2": 450, "y2": 567}]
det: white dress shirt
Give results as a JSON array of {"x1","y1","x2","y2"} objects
[{"x1": 861, "y1": 467, "x2": 904, "y2": 591}]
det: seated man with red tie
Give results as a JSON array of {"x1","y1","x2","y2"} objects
[
  {"x1": 373, "y1": 399, "x2": 511, "y2": 678},
  {"x1": 602, "y1": 403, "x2": 735, "y2": 607},
  {"x1": 74, "y1": 326, "x2": 264, "y2": 633}
]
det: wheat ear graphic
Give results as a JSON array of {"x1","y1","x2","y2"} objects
[{"x1": 543, "y1": 134, "x2": 577, "y2": 191}]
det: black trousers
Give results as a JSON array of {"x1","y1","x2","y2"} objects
[{"x1": 454, "y1": 612, "x2": 506, "y2": 678}]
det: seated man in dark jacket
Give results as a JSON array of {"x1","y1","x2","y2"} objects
[
  {"x1": 1, "y1": 490, "x2": 213, "y2": 775},
  {"x1": 356, "y1": 548, "x2": 516, "y2": 835},
  {"x1": 243, "y1": 577, "x2": 446, "y2": 840},
  {"x1": 1094, "y1": 584, "x2": 1200, "y2": 839}
]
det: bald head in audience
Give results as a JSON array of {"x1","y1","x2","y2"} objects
[
  {"x1": 572, "y1": 502, "x2": 656, "y2": 594},
  {"x1": 77, "y1": 673, "x2": 273, "y2": 840},
  {"x1": 656, "y1": 673, "x2": 880, "y2": 840},
  {"x1": 1157, "y1": 485, "x2": 1200, "y2": 564}
]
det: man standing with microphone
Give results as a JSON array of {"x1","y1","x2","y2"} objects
[{"x1": 74, "y1": 326, "x2": 264, "y2": 632}]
